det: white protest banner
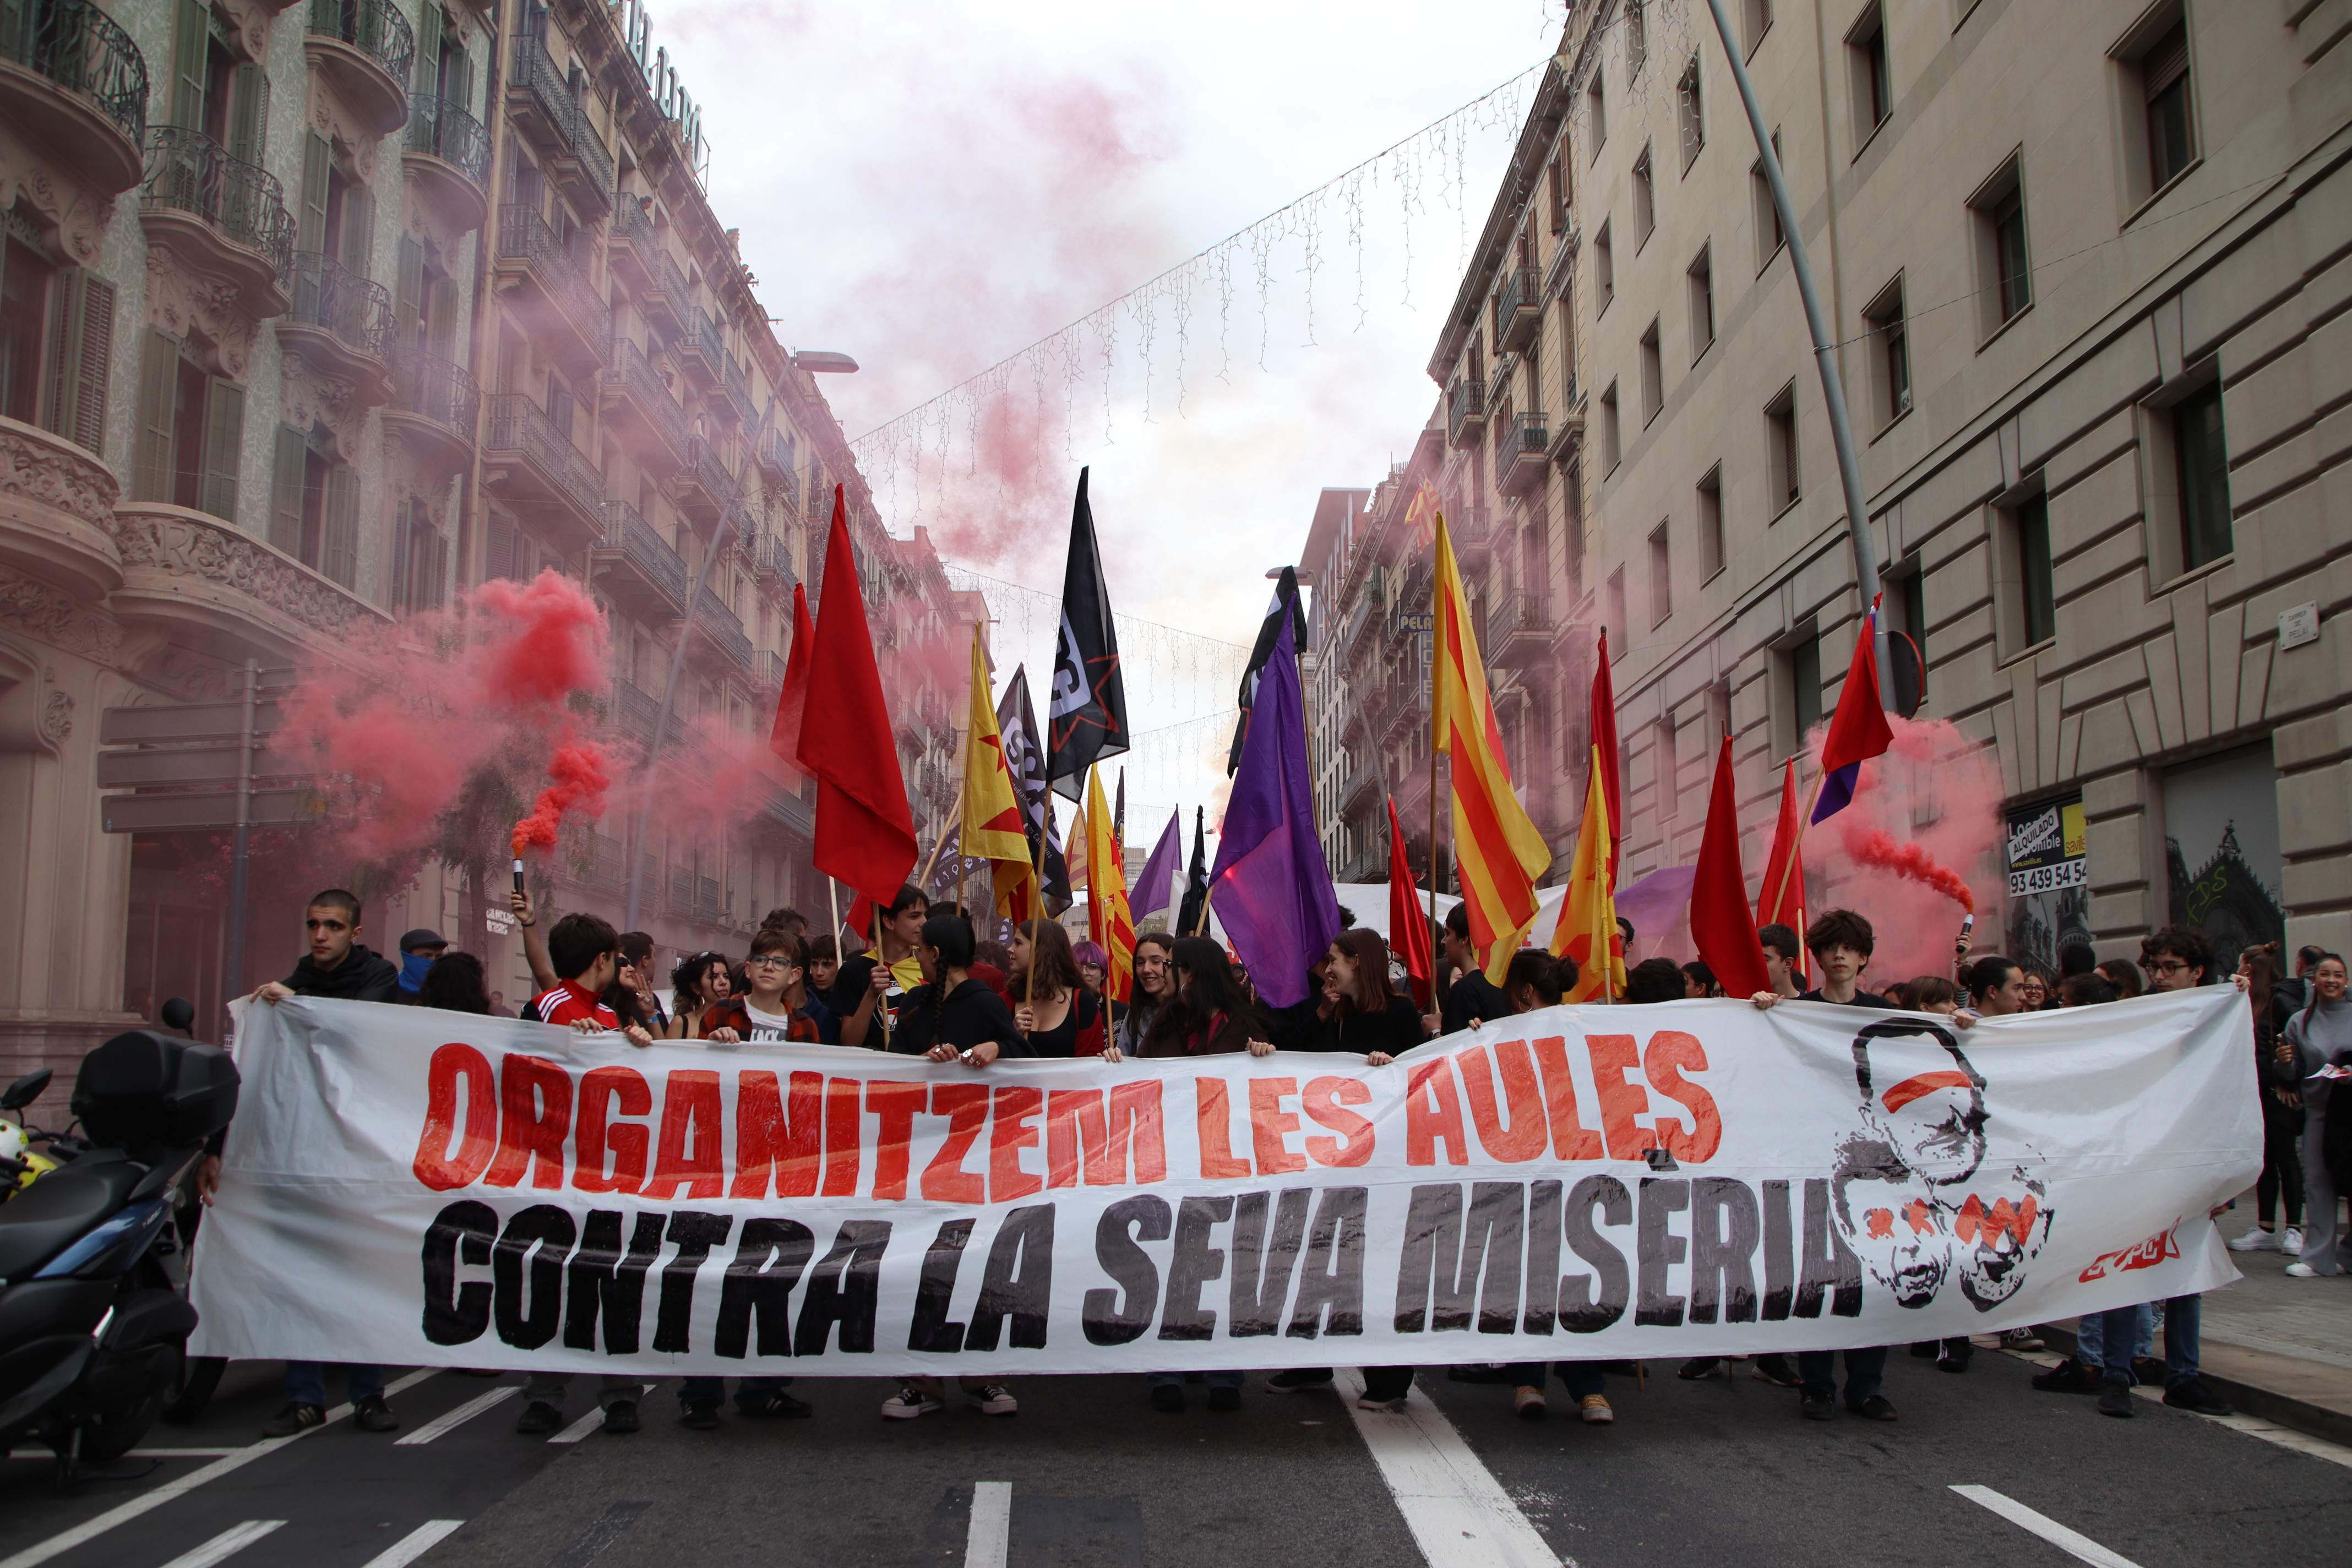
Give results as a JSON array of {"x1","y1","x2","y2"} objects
[{"x1": 191, "y1": 989, "x2": 2258, "y2": 1375}]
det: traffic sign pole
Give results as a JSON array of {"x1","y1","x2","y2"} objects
[{"x1": 222, "y1": 660, "x2": 257, "y2": 1027}]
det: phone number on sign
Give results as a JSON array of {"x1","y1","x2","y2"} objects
[{"x1": 2008, "y1": 858, "x2": 2087, "y2": 896}]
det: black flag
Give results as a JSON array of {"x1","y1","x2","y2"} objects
[
  {"x1": 996, "y1": 665, "x2": 1070, "y2": 911},
  {"x1": 1047, "y1": 467, "x2": 1126, "y2": 801},
  {"x1": 1175, "y1": 806, "x2": 1209, "y2": 935},
  {"x1": 1226, "y1": 567, "x2": 1309, "y2": 775}
]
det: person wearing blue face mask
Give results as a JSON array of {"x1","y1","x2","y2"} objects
[{"x1": 395, "y1": 928, "x2": 450, "y2": 1003}]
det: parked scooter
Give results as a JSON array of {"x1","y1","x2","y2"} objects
[{"x1": 0, "y1": 1027, "x2": 238, "y2": 1483}]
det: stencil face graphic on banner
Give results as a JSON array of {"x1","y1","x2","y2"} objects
[{"x1": 1830, "y1": 1020, "x2": 2051, "y2": 1314}]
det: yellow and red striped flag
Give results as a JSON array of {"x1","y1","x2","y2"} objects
[
  {"x1": 1550, "y1": 744, "x2": 1627, "y2": 1000},
  {"x1": 1084, "y1": 767, "x2": 1135, "y2": 1003},
  {"x1": 961, "y1": 625, "x2": 1038, "y2": 920},
  {"x1": 1433, "y1": 513, "x2": 1553, "y2": 983}
]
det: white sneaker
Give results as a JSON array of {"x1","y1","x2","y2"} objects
[
  {"x1": 881, "y1": 1386, "x2": 942, "y2": 1419},
  {"x1": 2001, "y1": 1327, "x2": 2046, "y2": 1352},
  {"x1": 2284, "y1": 1262, "x2": 2326, "y2": 1278},
  {"x1": 2281, "y1": 1226, "x2": 2305, "y2": 1254},
  {"x1": 2228, "y1": 1229, "x2": 2278, "y2": 1253},
  {"x1": 969, "y1": 1384, "x2": 1018, "y2": 1417}
]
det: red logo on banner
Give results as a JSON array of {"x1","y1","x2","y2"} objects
[{"x1": 2077, "y1": 1221, "x2": 2182, "y2": 1283}]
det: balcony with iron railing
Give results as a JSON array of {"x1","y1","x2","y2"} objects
[
  {"x1": 0, "y1": 0, "x2": 148, "y2": 194},
  {"x1": 1498, "y1": 410, "x2": 1549, "y2": 497},
  {"x1": 494, "y1": 204, "x2": 607, "y2": 370},
  {"x1": 1494, "y1": 265, "x2": 1540, "y2": 353},
  {"x1": 483, "y1": 393, "x2": 605, "y2": 543},
  {"x1": 1379, "y1": 679, "x2": 1430, "y2": 744},
  {"x1": 757, "y1": 647, "x2": 785, "y2": 691},
  {"x1": 752, "y1": 530, "x2": 796, "y2": 593},
  {"x1": 280, "y1": 251, "x2": 393, "y2": 403},
  {"x1": 722, "y1": 356, "x2": 759, "y2": 427},
  {"x1": 689, "y1": 585, "x2": 753, "y2": 673},
  {"x1": 601, "y1": 335, "x2": 688, "y2": 472},
  {"x1": 140, "y1": 127, "x2": 292, "y2": 314},
  {"x1": 402, "y1": 92, "x2": 489, "y2": 231},
  {"x1": 610, "y1": 680, "x2": 688, "y2": 749},
  {"x1": 1446, "y1": 374, "x2": 1487, "y2": 449},
  {"x1": 384, "y1": 346, "x2": 478, "y2": 473},
  {"x1": 675, "y1": 305, "x2": 726, "y2": 387},
  {"x1": 508, "y1": 32, "x2": 611, "y2": 213},
  {"x1": 1451, "y1": 503, "x2": 1494, "y2": 559},
  {"x1": 1486, "y1": 353, "x2": 1518, "y2": 418},
  {"x1": 754, "y1": 426, "x2": 796, "y2": 487},
  {"x1": 669, "y1": 435, "x2": 737, "y2": 525},
  {"x1": 306, "y1": 0, "x2": 413, "y2": 135},
  {"x1": 1484, "y1": 586, "x2": 1550, "y2": 668},
  {"x1": 608, "y1": 198, "x2": 661, "y2": 291},
  {"x1": 591, "y1": 499, "x2": 688, "y2": 614}
]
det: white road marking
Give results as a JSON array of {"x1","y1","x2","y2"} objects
[
  {"x1": 1951, "y1": 1486, "x2": 2143, "y2": 1568},
  {"x1": 1338, "y1": 1370, "x2": 1566, "y2": 1568},
  {"x1": 1, "y1": 1447, "x2": 239, "y2": 1460},
  {"x1": 0, "y1": 1368, "x2": 439, "y2": 1568},
  {"x1": 155, "y1": 1520, "x2": 285, "y2": 1568},
  {"x1": 547, "y1": 1384, "x2": 657, "y2": 1444},
  {"x1": 394, "y1": 1385, "x2": 517, "y2": 1445},
  {"x1": 358, "y1": 1520, "x2": 467, "y2": 1567},
  {"x1": 964, "y1": 1480, "x2": 1012, "y2": 1568},
  {"x1": 2001, "y1": 1346, "x2": 2352, "y2": 1469}
]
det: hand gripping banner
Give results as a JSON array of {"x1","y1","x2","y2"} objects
[{"x1": 192, "y1": 990, "x2": 2258, "y2": 1376}]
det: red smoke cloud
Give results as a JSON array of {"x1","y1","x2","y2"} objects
[
  {"x1": 472, "y1": 572, "x2": 609, "y2": 707},
  {"x1": 512, "y1": 736, "x2": 613, "y2": 856},
  {"x1": 1835, "y1": 824, "x2": 1977, "y2": 914}
]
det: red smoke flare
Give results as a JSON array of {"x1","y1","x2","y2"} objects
[
  {"x1": 1836, "y1": 822, "x2": 1977, "y2": 914},
  {"x1": 472, "y1": 572, "x2": 608, "y2": 708},
  {"x1": 512, "y1": 738, "x2": 612, "y2": 856}
]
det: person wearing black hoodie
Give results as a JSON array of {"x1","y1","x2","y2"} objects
[
  {"x1": 1300, "y1": 929, "x2": 1424, "y2": 1064},
  {"x1": 248, "y1": 889, "x2": 400, "y2": 1440}
]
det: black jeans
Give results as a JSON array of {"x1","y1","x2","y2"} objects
[
  {"x1": 2258, "y1": 1114, "x2": 2305, "y2": 1226},
  {"x1": 1796, "y1": 1347, "x2": 1886, "y2": 1404},
  {"x1": 1503, "y1": 1363, "x2": 1605, "y2": 1398},
  {"x1": 1360, "y1": 1366, "x2": 1415, "y2": 1401}
]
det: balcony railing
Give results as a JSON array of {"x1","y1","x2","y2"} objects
[
  {"x1": 606, "y1": 334, "x2": 689, "y2": 457},
  {"x1": 611, "y1": 680, "x2": 685, "y2": 748},
  {"x1": 141, "y1": 126, "x2": 292, "y2": 275},
  {"x1": 1494, "y1": 264, "x2": 1539, "y2": 351},
  {"x1": 1487, "y1": 353, "x2": 1517, "y2": 415},
  {"x1": 677, "y1": 305, "x2": 726, "y2": 381},
  {"x1": 510, "y1": 33, "x2": 612, "y2": 201},
  {"x1": 723, "y1": 356, "x2": 758, "y2": 426},
  {"x1": 693, "y1": 585, "x2": 753, "y2": 670},
  {"x1": 671, "y1": 435, "x2": 737, "y2": 520},
  {"x1": 389, "y1": 346, "x2": 478, "y2": 439},
  {"x1": 1498, "y1": 410, "x2": 1549, "y2": 495},
  {"x1": 602, "y1": 500, "x2": 688, "y2": 607},
  {"x1": 1, "y1": 0, "x2": 147, "y2": 143},
  {"x1": 404, "y1": 92, "x2": 488, "y2": 183},
  {"x1": 485, "y1": 392, "x2": 604, "y2": 522},
  {"x1": 758, "y1": 648, "x2": 786, "y2": 689},
  {"x1": 308, "y1": 0, "x2": 413, "y2": 85},
  {"x1": 283, "y1": 251, "x2": 391, "y2": 359},
  {"x1": 497, "y1": 204, "x2": 608, "y2": 348},
  {"x1": 1446, "y1": 375, "x2": 1487, "y2": 448}
]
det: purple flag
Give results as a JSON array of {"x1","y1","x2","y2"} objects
[
  {"x1": 1131, "y1": 809, "x2": 1183, "y2": 921},
  {"x1": 1208, "y1": 610, "x2": 1339, "y2": 1008}
]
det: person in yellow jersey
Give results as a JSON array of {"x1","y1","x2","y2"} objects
[{"x1": 837, "y1": 883, "x2": 928, "y2": 1049}]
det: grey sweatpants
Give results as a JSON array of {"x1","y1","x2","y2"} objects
[{"x1": 2297, "y1": 1119, "x2": 2341, "y2": 1273}]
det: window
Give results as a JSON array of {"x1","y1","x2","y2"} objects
[
  {"x1": 1765, "y1": 382, "x2": 1799, "y2": 513},
  {"x1": 1627, "y1": 0, "x2": 1647, "y2": 79},
  {"x1": 1640, "y1": 319, "x2": 1663, "y2": 425},
  {"x1": 1648, "y1": 521, "x2": 1672, "y2": 626},
  {"x1": 1970, "y1": 155, "x2": 2031, "y2": 334},
  {"x1": 1899, "y1": 565, "x2": 1930, "y2": 698},
  {"x1": 1697, "y1": 465, "x2": 1724, "y2": 578},
  {"x1": 1745, "y1": 0, "x2": 1773, "y2": 53},
  {"x1": 1784, "y1": 631, "x2": 1823, "y2": 753},
  {"x1": 1751, "y1": 131, "x2": 1785, "y2": 270},
  {"x1": 389, "y1": 498, "x2": 450, "y2": 613},
  {"x1": 1607, "y1": 567, "x2": 1628, "y2": 658},
  {"x1": 134, "y1": 329, "x2": 243, "y2": 521},
  {"x1": 1863, "y1": 274, "x2": 1910, "y2": 426},
  {"x1": 1632, "y1": 145, "x2": 1655, "y2": 248},
  {"x1": 1600, "y1": 379, "x2": 1621, "y2": 472},
  {"x1": 2173, "y1": 380, "x2": 2231, "y2": 570},
  {"x1": 2119, "y1": 15, "x2": 2197, "y2": 202},
  {"x1": 1678, "y1": 56, "x2": 1704, "y2": 168},
  {"x1": 268, "y1": 423, "x2": 357, "y2": 585},
  {"x1": 1547, "y1": 156, "x2": 1569, "y2": 235},
  {"x1": 0, "y1": 215, "x2": 111, "y2": 453},
  {"x1": 1657, "y1": 715, "x2": 1679, "y2": 820},
  {"x1": 1594, "y1": 220, "x2": 1614, "y2": 310},
  {"x1": 1588, "y1": 78, "x2": 1606, "y2": 157},
  {"x1": 1687, "y1": 244, "x2": 1714, "y2": 358},
  {"x1": 1995, "y1": 489, "x2": 2055, "y2": 655},
  {"x1": 1848, "y1": 2, "x2": 1892, "y2": 147}
]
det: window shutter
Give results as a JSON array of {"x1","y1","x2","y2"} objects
[
  {"x1": 389, "y1": 497, "x2": 412, "y2": 609},
  {"x1": 395, "y1": 235, "x2": 424, "y2": 340},
  {"x1": 299, "y1": 134, "x2": 331, "y2": 253},
  {"x1": 200, "y1": 378, "x2": 244, "y2": 521},
  {"x1": 322, "y1": 465, "x2": 359, "y2": 586},
  {"x1": 227, "y1": 62, "x2": 267, "y2": 166},
  {"x1": 132, "y1": 330, "x2": 178, "y2": 501},
  {"x1": 269, "y1": 425, "x2": 306, "y2": 555},
  {"x1": 450, "y1": 45, "x2": 472, "y2": 116},
  {"x1": 427, "y1": 276, "x2": 459, "y2": 359},
  {"x1": 2144, "y1": 28, "x2": 2189, "y2": 99},
  {"x1": 416, "y1": 3, "x2": 444, "y2": 97},
  {"x1": 426, "y1": 527, "x2": 449, "y2": 608},
  {"x1": 339, "y1": 184, "x2": 374, "y2": 275},
  {"x1": 169, "y1": 0, "x2": 208, "y2": 130},
  {"x1": 42, "y1": 271, "x2": 113, "y2": 455},
  {"x1": 486, "y1": 509, "x2": 513, "y2": 581},
  {"x1": 547, "y1": 377, "x2": 573, "y2": 443}
]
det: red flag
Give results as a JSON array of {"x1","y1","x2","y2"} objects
[
  {"x1": 796, "y1": 487, "x2": 917, "y2": 906},
  {"x1": 1811, "y1": 601, "x2": 1894, "y2": 824},
  {"x1": 1386, "y1": 796, "x2": 1435, "y2": 1009},
  {"x1": 1591, "y1": 628, "x2": 1621, "y2": 882},
  {"x1": 767, "y1": 582, "x2": 816, "y2": 778},
  {"x1": 1756, "y1": 758, "x2": 1808, "y2": 985},
  {"x1": 1691, "y1": 734, "x2": 1771, "y2": 999}
]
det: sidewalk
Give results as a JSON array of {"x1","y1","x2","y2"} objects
[{"x1": 2040, "y1": 1196, "x2": 2352, "y2": 1446}]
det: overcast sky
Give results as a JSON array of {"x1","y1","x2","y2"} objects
[{"x1": 657, "y1": 0, "x2": 1568, "y2": 832}]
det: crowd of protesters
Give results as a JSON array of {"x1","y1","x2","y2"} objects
[{"x1": 217, "y1": 879, "x2": 2345, "y2": 1442}]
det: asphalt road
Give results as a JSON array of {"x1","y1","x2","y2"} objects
[{"x1": 3, "y1": 1347, "x2": 2347, "y2": 1568}]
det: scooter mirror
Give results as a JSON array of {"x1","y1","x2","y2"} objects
[
  {"x1": 160, "y1": 998, "x2": 196, "y2": 1033},
  {"x1": 2, "y1": 1068, "x2": 52, "y2": 1112}
]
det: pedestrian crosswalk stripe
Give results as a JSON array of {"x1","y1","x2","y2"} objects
[
  {"x1": 964, "y1": 1482, "x2": 1012, "y2": 1568},
  {"x1": 155, "y1": 1520, "x2": 284, "y2": 1568},
  {"x1": 394, "y1": 1385, "x2": 518, "y2": 1445},
  {"x1": 357, "y1": 1519, "x2": 466, "y2": 1567},
  {"x1": 1339, "y1": 1371, "x2": 1565, "y2": 1568},
  {"x1": 548, "y1": 1385, "x2": 658, "y2": 1444},
  {"x1": 1951, "y1": 1485, "x2": 2143, "y2": 1568}
]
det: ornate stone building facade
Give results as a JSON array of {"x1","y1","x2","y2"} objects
[{"x1": 0, "y1": 0, "x2": 962, "y2": 1070}]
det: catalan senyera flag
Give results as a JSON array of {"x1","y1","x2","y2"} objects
[
  {"x1": 1083, "y1": 768, "x2": 1134, "y2": 1003},
  {"x1": 1432, "y1": 513, "x2": 1552, "y2": 983},
  {"x1": 961, "y1": 625, "x2": 1037, "y2": 921},
  {"x1": 1550, "y1": 745, "x2": 1626, "y2": 1001}
]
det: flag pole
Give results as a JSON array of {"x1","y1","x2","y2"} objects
[
  {"x1": 1763, "y1": 770, "x2": 1828, "y2": 922},
  {"x1": 918, "y1": 775, "x2": 965, "y2": 890},
  {"x1": 827, "y1": 875, "x2": 841, "y2": 944},
  {"x1": 873, "y1": 901, "x2": 892, "y2": 1051}
]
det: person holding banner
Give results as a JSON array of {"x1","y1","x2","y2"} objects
[
  {"x1": 838, "y1": 885, "x2": 930, "y2": 1048},
  {"x1": 699, "y1": 930, "x2": 825, "y2": 1044},
  {"x1": 1758, "y1": 924, "x2": 1804, "y2": 1000},
  {"x1": 1431, "y1": 905, "x2": 1509, "y2": 1036},
  {"x1": 1114, "y1": 933, "x2": 1178, "y2": 1056},
  {"x1": 1300, "y1": 930, "x2": 1422, "y2": 1065},
  {"x1": 1010, "y1": 919, "x2": 1107, "y2": 1058},
  {"x1": 1137, "y1": 938, "x2": 1276, "y2": 1059},
  {"x1": 899, "y1": 912, "x2": 1031, "y2": 1064}
]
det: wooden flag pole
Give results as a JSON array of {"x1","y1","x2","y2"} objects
[
  {"x1": 1763, "y1": 770, "x2": 1830, "y2": 924},
  {"x1": 918, "y1": 775, "x2": 966, "y2": 892},
  {"x1": 827, "y1": 875, "x2": 841, "y2": 945},
  {"x1": 873, "y1": 901, "x2": 892, "y2": 1051}
]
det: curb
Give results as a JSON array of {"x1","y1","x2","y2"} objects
[{"x1": 2034, "y1": 1324, "x2": 2352, "y2": 1449}]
